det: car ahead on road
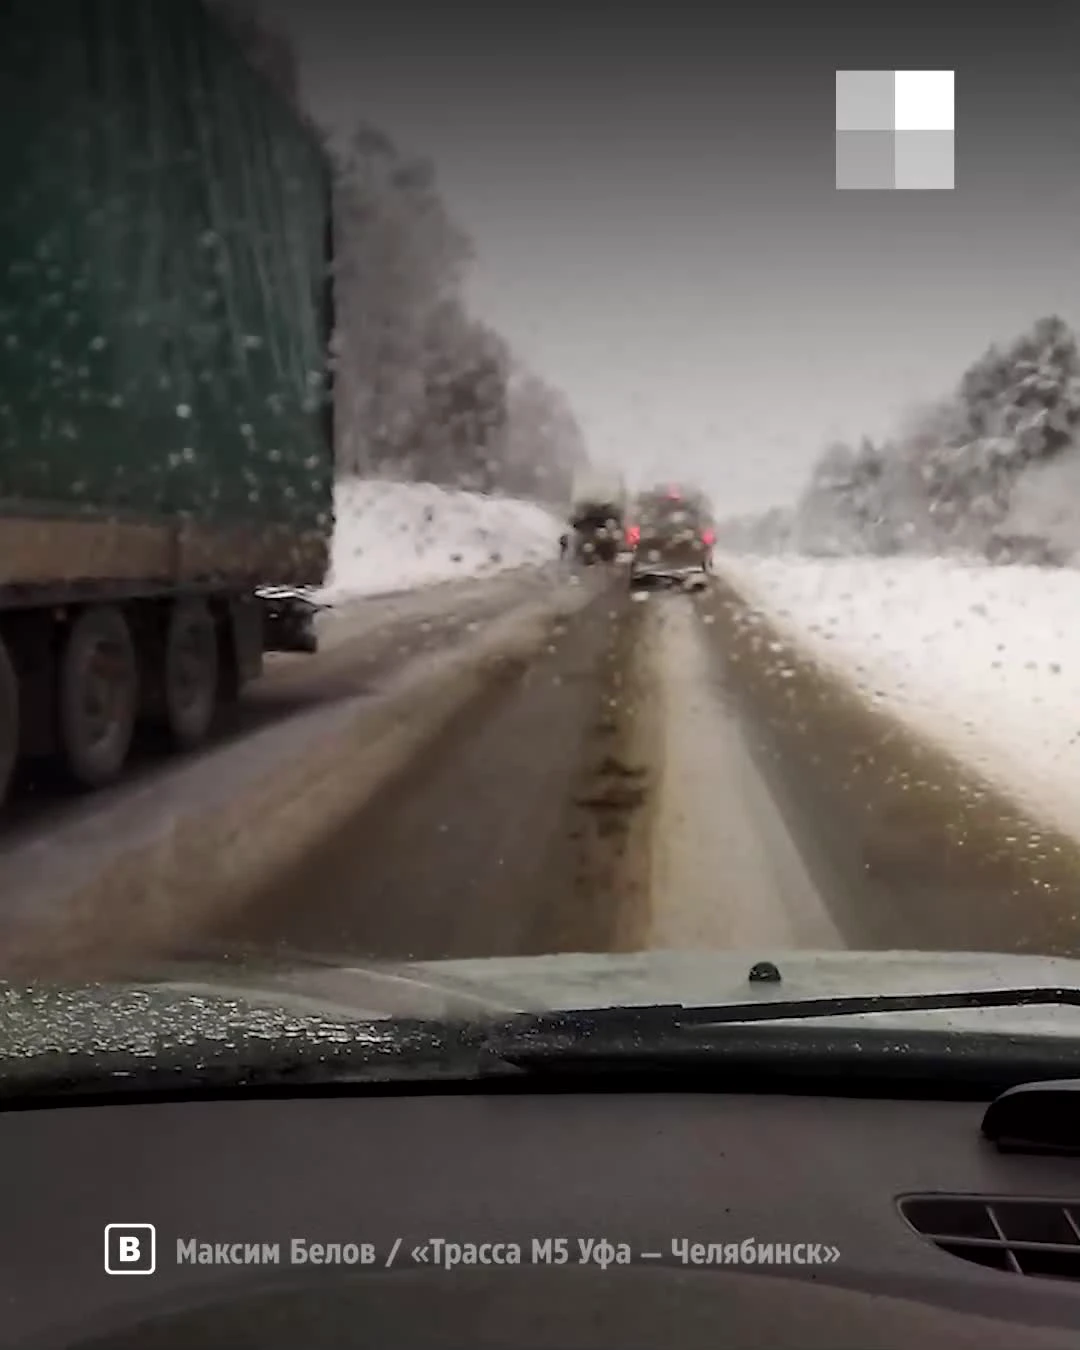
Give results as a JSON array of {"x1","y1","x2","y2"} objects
[{"x1": 627, "y1": 485, "x2": 715, "y2": 591}]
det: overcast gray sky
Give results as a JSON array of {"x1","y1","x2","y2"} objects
[{"x1": 261, "y1": 0, "x2": 1079, "y2": 513}]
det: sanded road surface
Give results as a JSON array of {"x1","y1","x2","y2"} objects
[
  {"x1": 197, "y1": 575, "x2": 1080, "y2": 965},
  {"x1": 8, "y1": 566, "x2": 1077, "y2": 976},
  {"x1": 195, "y1": 578, "x2": 855, "y2": 966}
]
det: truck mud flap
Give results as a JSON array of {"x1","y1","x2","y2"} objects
[{"x1": 257, "y1": 586, "x2": 329, "y2": 654}]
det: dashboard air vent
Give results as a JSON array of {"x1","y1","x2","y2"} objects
[{"x1": 898, "y1": 1195, "x2": 1080, "y2": 1281}]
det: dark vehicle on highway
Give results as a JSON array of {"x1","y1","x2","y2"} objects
[
  {"x1": 569, "y1": 504, "x2": 624, "y2": 564},
  {"x1": 627, "y1": 485, "x2": 715, "y2": 590}
]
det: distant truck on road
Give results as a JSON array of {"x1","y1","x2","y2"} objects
[
  {"x1": 566, "y1": 469, "x2": 627, "y2": 564},
  {"x1": 0, "y1": 0, "x2": 335, "y2": 806}
]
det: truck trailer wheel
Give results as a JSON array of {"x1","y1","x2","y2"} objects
[
  {"x1": 0, "y1": 633, "x2": 17, "y2": 807},
  {"x1": 58, "y1": 605, "x2": 138, "y2": 789},
  {"x1": 164, "y1": 599, "x2": 219, "y2": 750}
]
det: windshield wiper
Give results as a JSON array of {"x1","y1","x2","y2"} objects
[
  {"x1": 469, "y1": 988, "x2": 1080, "y2": 1069},
  {"x1": 477, "y1": 985, "x2": 1080, "y2": 1043},
  {"x1": 6, "y1": 988, "x2": 1080, "y2": 1109},
  {"x1": 465, "y1": 992, "x2": 1080, "y2": 1093}
]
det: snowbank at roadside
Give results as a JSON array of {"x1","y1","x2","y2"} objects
[
  {"x1": 714, "y1": 552, "x2": 1080, "y2": 841},
  {"x1": 320, "y1": 478, "x2": 564, "y2": 600}
]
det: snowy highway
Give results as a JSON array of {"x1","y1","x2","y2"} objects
[
  {"x1": 169, "y1": 569, "x2": 1080, "y2": 971},
  {"x1": 169, "y1": 569, "x2": 854, "y2": 967},
  {"x1": 5, "y1": 540, "x2": 1080, "y2": 976}
]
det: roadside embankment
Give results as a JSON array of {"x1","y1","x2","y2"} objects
[{"x1": 701, "y1": 574, "x2": 1080, "y2": 957}]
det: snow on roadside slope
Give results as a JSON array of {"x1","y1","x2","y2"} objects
[
  {"x1": 714, "y1": 553, "x2": 1080, "y2": 842},
  {"x1": 320, "y1": 479, "x2": 564, "y2": 601}
]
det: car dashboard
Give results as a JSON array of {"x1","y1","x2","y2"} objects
[{"x1": 3, "y1": 1086, "x2": 1080, "y2": 1349}]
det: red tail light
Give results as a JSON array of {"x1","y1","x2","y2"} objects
[{"x1": 702, "y1": 529, "x2": 715, "y2": 547}]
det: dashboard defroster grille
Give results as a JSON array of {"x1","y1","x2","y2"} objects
[{"x1": 899, "y1": 1195, "x2": 1080, "y2": 1281}]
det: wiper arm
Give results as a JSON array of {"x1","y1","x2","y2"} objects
[
  {"x1": 715, "y1": 986, "x2": 1080, "y2": 1021},
  {"x1": 473, "y1": 987, "x2": 1080, "y2": 1067},
  {"x1": 649, "y1": 986, "x2": 1080, "y2": 1024}
]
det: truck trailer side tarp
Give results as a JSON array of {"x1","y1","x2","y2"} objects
[{"x1": 0, "y1": 0, "x2": 334, "y2": 593}]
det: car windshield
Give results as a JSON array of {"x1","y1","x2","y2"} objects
[{"x1": 2, "y1": 0, "x2": 1080, "y2": 1073}]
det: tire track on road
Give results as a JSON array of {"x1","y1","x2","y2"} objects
[{"x1": 644, "y1": 595, "x2": 842, "y2": 951}]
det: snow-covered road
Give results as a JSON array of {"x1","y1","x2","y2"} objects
[
  {"x1": 10, "y1": 476, "x2": 1080, "y2": 975},
  {"x1": 318, "y1": 480, "x2": 1080, "y2": 875}
]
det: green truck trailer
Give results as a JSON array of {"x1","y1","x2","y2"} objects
[{"x1": 0, "y1": 0, "x2": 335, "y2": 804}]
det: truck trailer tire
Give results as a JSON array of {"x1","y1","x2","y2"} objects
[
  {"x1": 164, "y1": 599, "x2": 219, "y2": 750},
  {"x1": 58, "y1": 605, "x2": 139, "y2": 790},
  {"x1": 0, "y1": 633, "x2": 17, "y2": 807}
]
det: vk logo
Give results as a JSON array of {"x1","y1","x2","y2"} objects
[{"x1": 104, "y1": 1224, "x2": 156, "y2": 1275}]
